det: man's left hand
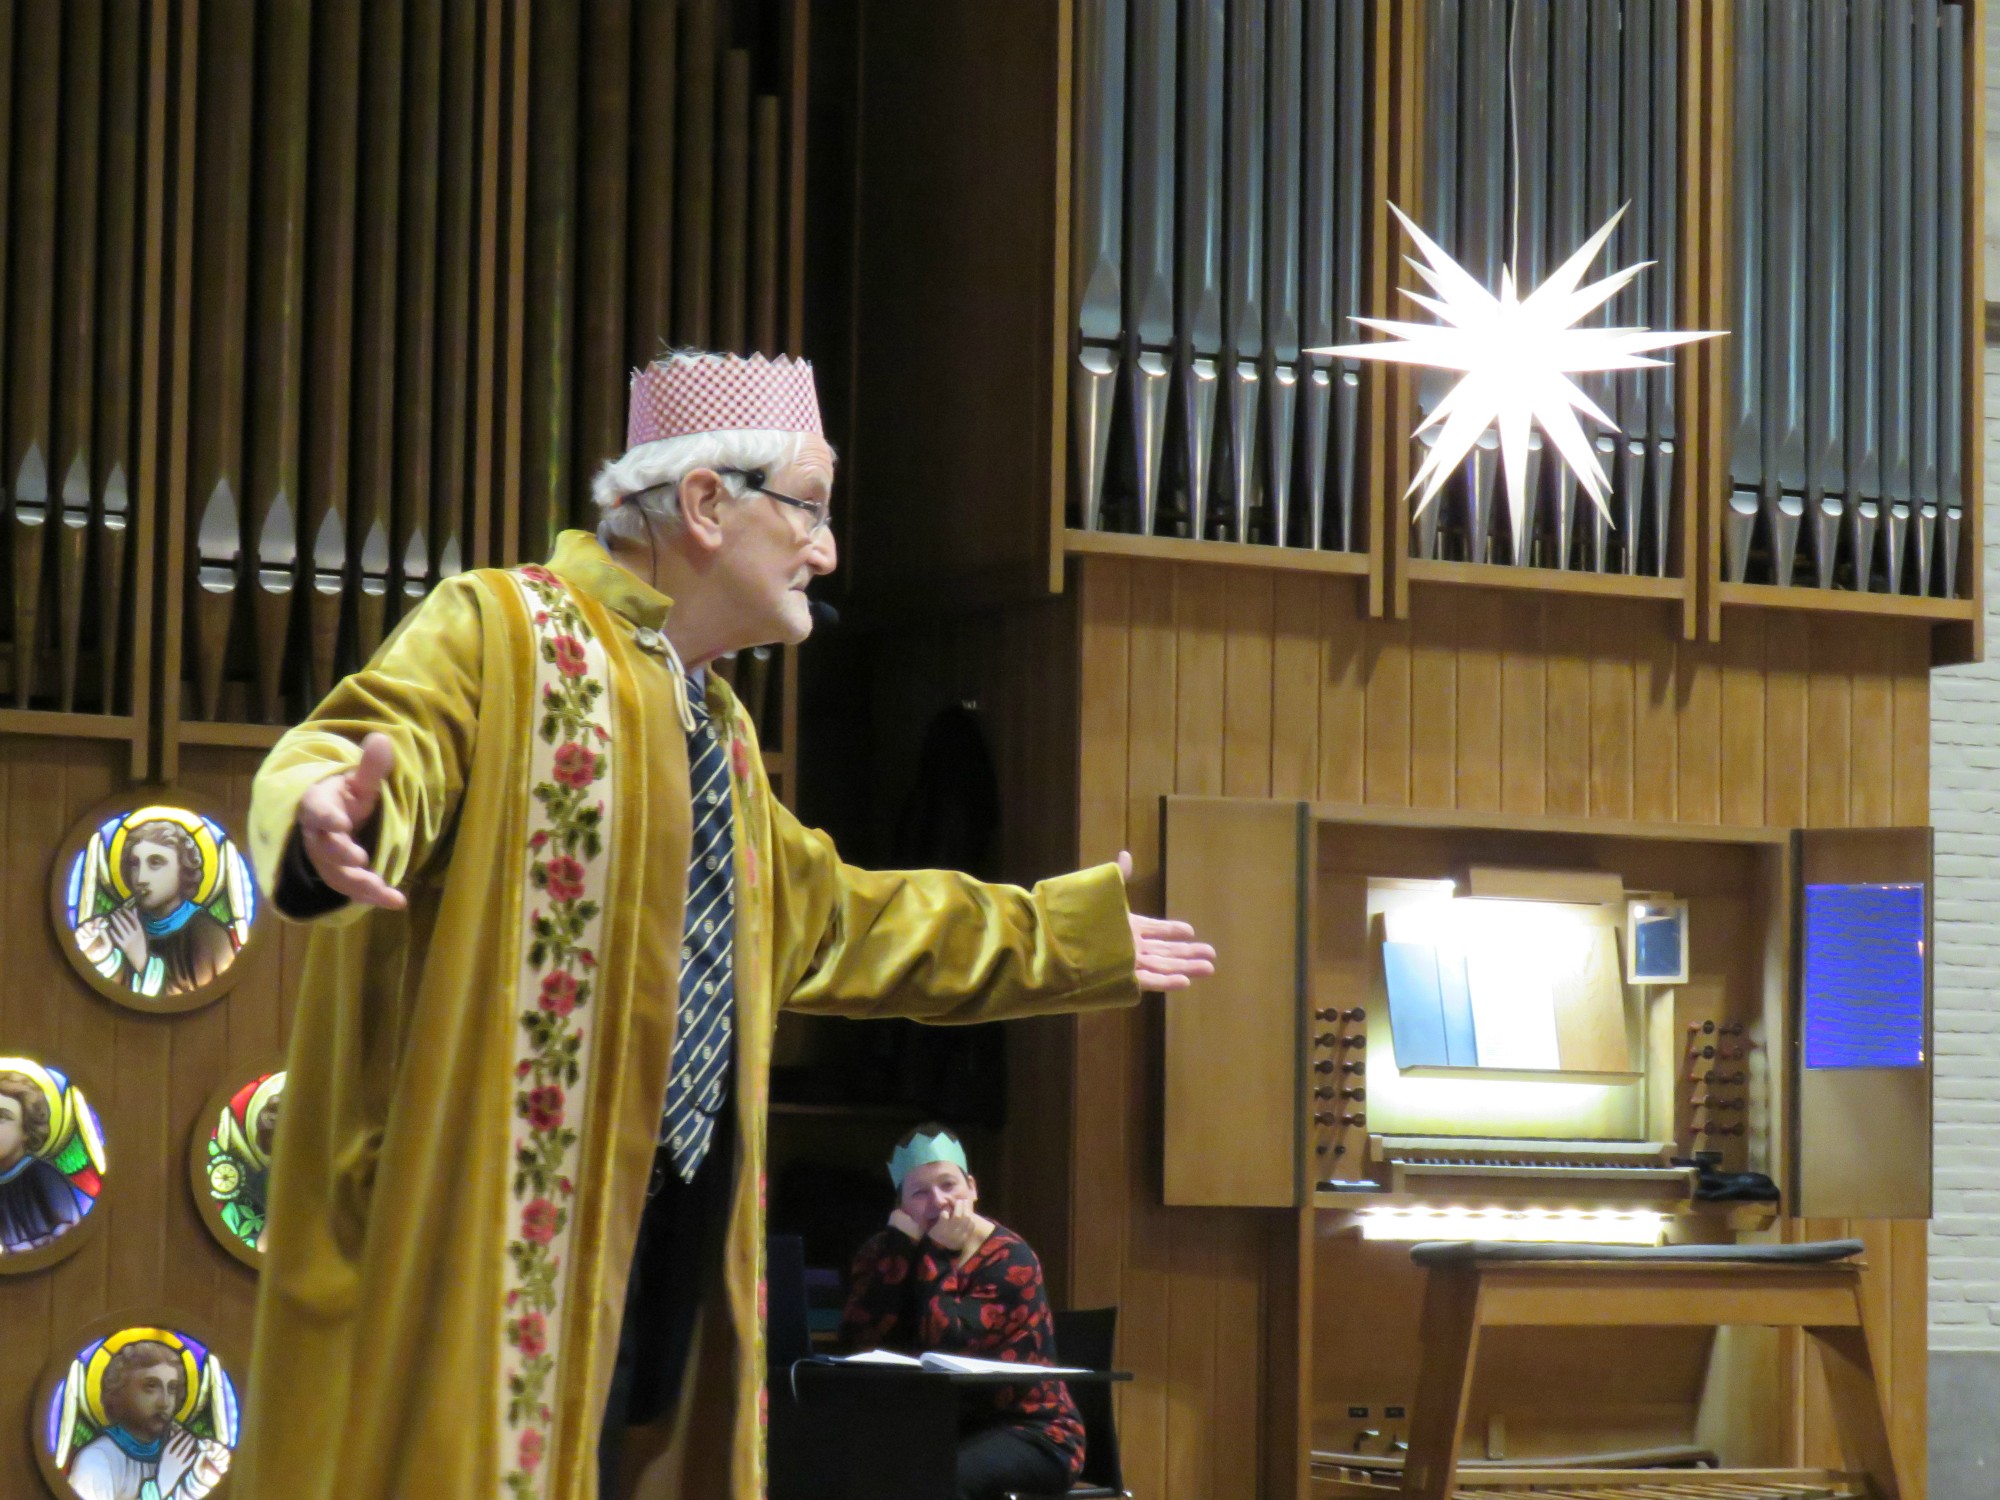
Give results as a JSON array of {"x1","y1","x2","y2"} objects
[{"x1": 1118, "y1": 850, "x2": 1217, "y2": 992}]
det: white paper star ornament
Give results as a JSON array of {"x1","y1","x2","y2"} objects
[{"x1": 1309, "y1": 203, "x2": 1722, "y2": 544}]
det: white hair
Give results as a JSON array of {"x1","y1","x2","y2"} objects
[{"x1": 591, "y1": 428, "x2": 807, "y2": 548}]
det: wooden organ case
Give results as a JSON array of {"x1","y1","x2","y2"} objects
[
  {"x1": 816, "y1": 0, "x2": 1982, "y2": 1491},
  {"x1": 1165, "y1": 797, "x2": 1931, "y2": 1494}
]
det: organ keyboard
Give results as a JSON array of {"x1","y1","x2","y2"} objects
[{"x1": 1352, "y1": 1136, "x2": 1699, "y2": 1202}]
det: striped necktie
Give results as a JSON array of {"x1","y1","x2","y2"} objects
[{"x1": 661, "y1": 691, "x2": 735, "y2": 1183}]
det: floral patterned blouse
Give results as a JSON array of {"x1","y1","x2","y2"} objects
[{"x1": 840, "y1": 1222, "x2": 1086, "y2": 1479}]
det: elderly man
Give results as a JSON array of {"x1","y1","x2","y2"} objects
[{"x1": 235, "y1": 352, "x2": 1213, "y2": 1500}]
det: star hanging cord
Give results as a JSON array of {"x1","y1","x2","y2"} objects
[{"x1": 1308, "y1": 202, "x2": 1722, "y2": 546}]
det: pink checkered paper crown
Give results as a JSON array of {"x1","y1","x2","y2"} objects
[{"x1": 625, "y1": 352, "x2": 823, "y2": 449}]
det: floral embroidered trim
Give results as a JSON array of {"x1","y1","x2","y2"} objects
[{"x1": 500, "y1": 566, "x2": 613, "y2": 1500}]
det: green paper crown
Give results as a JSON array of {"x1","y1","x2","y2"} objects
[{"x1": 888, "y1": 1130, "x2": 968, "y2": 1189}]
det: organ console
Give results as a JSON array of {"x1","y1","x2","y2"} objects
[{"x1": 1161, "y1": 797, "x2": 1932, "y2": 1490}]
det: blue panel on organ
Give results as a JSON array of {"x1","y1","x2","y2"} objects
[{"x1": 1803, "y1": 882, "x2": 1927, "y2": 1069}]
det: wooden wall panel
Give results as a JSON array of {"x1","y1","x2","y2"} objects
[
  {"x1": 1061, "y1": 555, "x2": 1934, "y2": 1498},
  {"x1": 1318, "y1": 582, "x2": 1367, "y2": 806},
  {"x1": 1408, "y1": 594, "x2": 1455, "y2": 809},
  {"x1": 1455, "y1": 592, "x2": 1501, "y2": 814},
  {"x1": 0, "y1": 742, "x2": 307, "y2": 1500},
  {"x1": 1545, "y1": 596, "x2": 1592, "y2": 817},
  {"x1": 1497, "y1": 594, "x2": 1545, "y2": 816}
]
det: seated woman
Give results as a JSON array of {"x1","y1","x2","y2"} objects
[{"x1": 841, "y1": 1123, "x2": 1084, "y2": 1500}]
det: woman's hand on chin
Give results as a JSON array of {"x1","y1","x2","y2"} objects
[{"x1": 924, "y1": 1201, "x2": 993, "y2": 1254}]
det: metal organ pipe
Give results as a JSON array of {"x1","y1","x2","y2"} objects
[
  {"x1": 1616, "y1": 0, "x2": 1654, "y2": 577},
  {"x1": 1300, "y1": 0, "x2": 1341, "y2": 553},
  {"x1": 1458, "y1": 0, "x2": 1505, "y2": 564},
  {"x1": 1880, "y1": 0, "x2": 1914, "y2": 594},
  {"x1": 1178, "y1": 0, "x2": 1227, "y2": 541},
  {"x1": 1646, "y1": 0, "x2": 1679, "y2": 579},
  {"x1": 1805, "y1": 0, "x2": 1847, "y2": 589},
  {"x1": 1263, "y1": 0, "x2": 1304, "y2": 547},
  {"x1": 1223, "y1": 0, "x2": 1268, "y2": 546},
  {"x1": 1909, "y1": 0, "x2": 1940, "y2": 594},
  {"x1": 1582, "y1": 0, "x2": 1622, "y2": 573},
  {"x1": 1126, "y1": 0, "x2": 1177, "y2": 539},
  {"x1": 1547, "y1": 0, "x2": 1590, "y2": 570},
  {"x1": 1509, "y1": 0, "x2": 1551, "y2": 568},
  {"x1": 1938, "y1": 2, "x2": 1964, "y2": 599},
  {"x1": 1332, "y1": 0, "x2": 1366, "y2": 553},
  {"x1": 1847, "y1": 0, "x2": 1885, "y2": 586},
  {"x1": 1070, "y1": 0, "x2": 1126, "y2": 534},
  {"x1": 1415, "y1": 0, "x2": 1460, "y2": 562},
  {"x1": 1763, "y1": 0, "x2": 1808, "y2": 589},
  {"x1": 1726, "y1": 0, "x2": 1764, "y2": 585}
]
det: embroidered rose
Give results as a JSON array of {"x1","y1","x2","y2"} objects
[
  {"x1": 519, "y1": 565, "x2": 558, "y2": 586},
  {"x1": 730, "y1": 736, "x2": 752, "y2": 780},
  {"x1": 512, "y1": 1312, "x2": 548, "y2": 1359},
  {"x1": 528, "y1": 830, "x2": 549, "y2": 851},
  {"x1": 553, "y1": 742, "x2": 599, "y2": 788},
  {"x1": 526, "y1": 1086, "x2": 565, "y2": 1131},
  {"x1": 552, "y1": 634, "x2": 588, "y2": 678},
  {"x1": 539, "y1": 970, "x2": 578, "y2": 1016},
  {"x1": 544, "y1": 856, "x2": 586, "y2": 903},
  {"x1": 518, "y1": 1429, "x2": 545, "y2": 1471},
  {"x1": 521, "y1": 1198, "x2": 560, "y2": 1245}
]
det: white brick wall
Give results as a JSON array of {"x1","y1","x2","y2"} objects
[
  {"x1": 1931, "y1": 7, "x2": 2000, "y2": 1351},
  {"x1": 1932, "y1": 349, "x2": 2000, "y2": 1348}
]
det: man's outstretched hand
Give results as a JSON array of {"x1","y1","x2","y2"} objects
[
  {"x1": 1118, "y1": 850, "x2": 1216, "y2": 992},
  {"x1": 297, "y1": 732, "x2": 407, "y2": 911}
]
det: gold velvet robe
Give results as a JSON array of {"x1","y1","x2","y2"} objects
[{"x1": 236, "y1": 533, "x2": 1139, "y2": 1500}]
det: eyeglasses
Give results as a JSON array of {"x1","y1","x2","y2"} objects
[{"x1": 717, "y1": 467, "x2": 831, "y2": 537}]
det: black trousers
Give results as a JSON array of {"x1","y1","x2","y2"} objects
[
  {"x1": 954, "y1": 1425, "x2": 1071, "y2": 1500},
  {"x1": 597, "y1": 1095, "x2": 737, "y2": 1499}
]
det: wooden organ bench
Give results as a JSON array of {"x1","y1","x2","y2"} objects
[{"x1": 1311, "y1": 1239, "x2": 1898, "y2": 1500}]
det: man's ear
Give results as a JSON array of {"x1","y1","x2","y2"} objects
[{"x1": 677, "y1": 468, "x2": 728, "y2": 552}]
